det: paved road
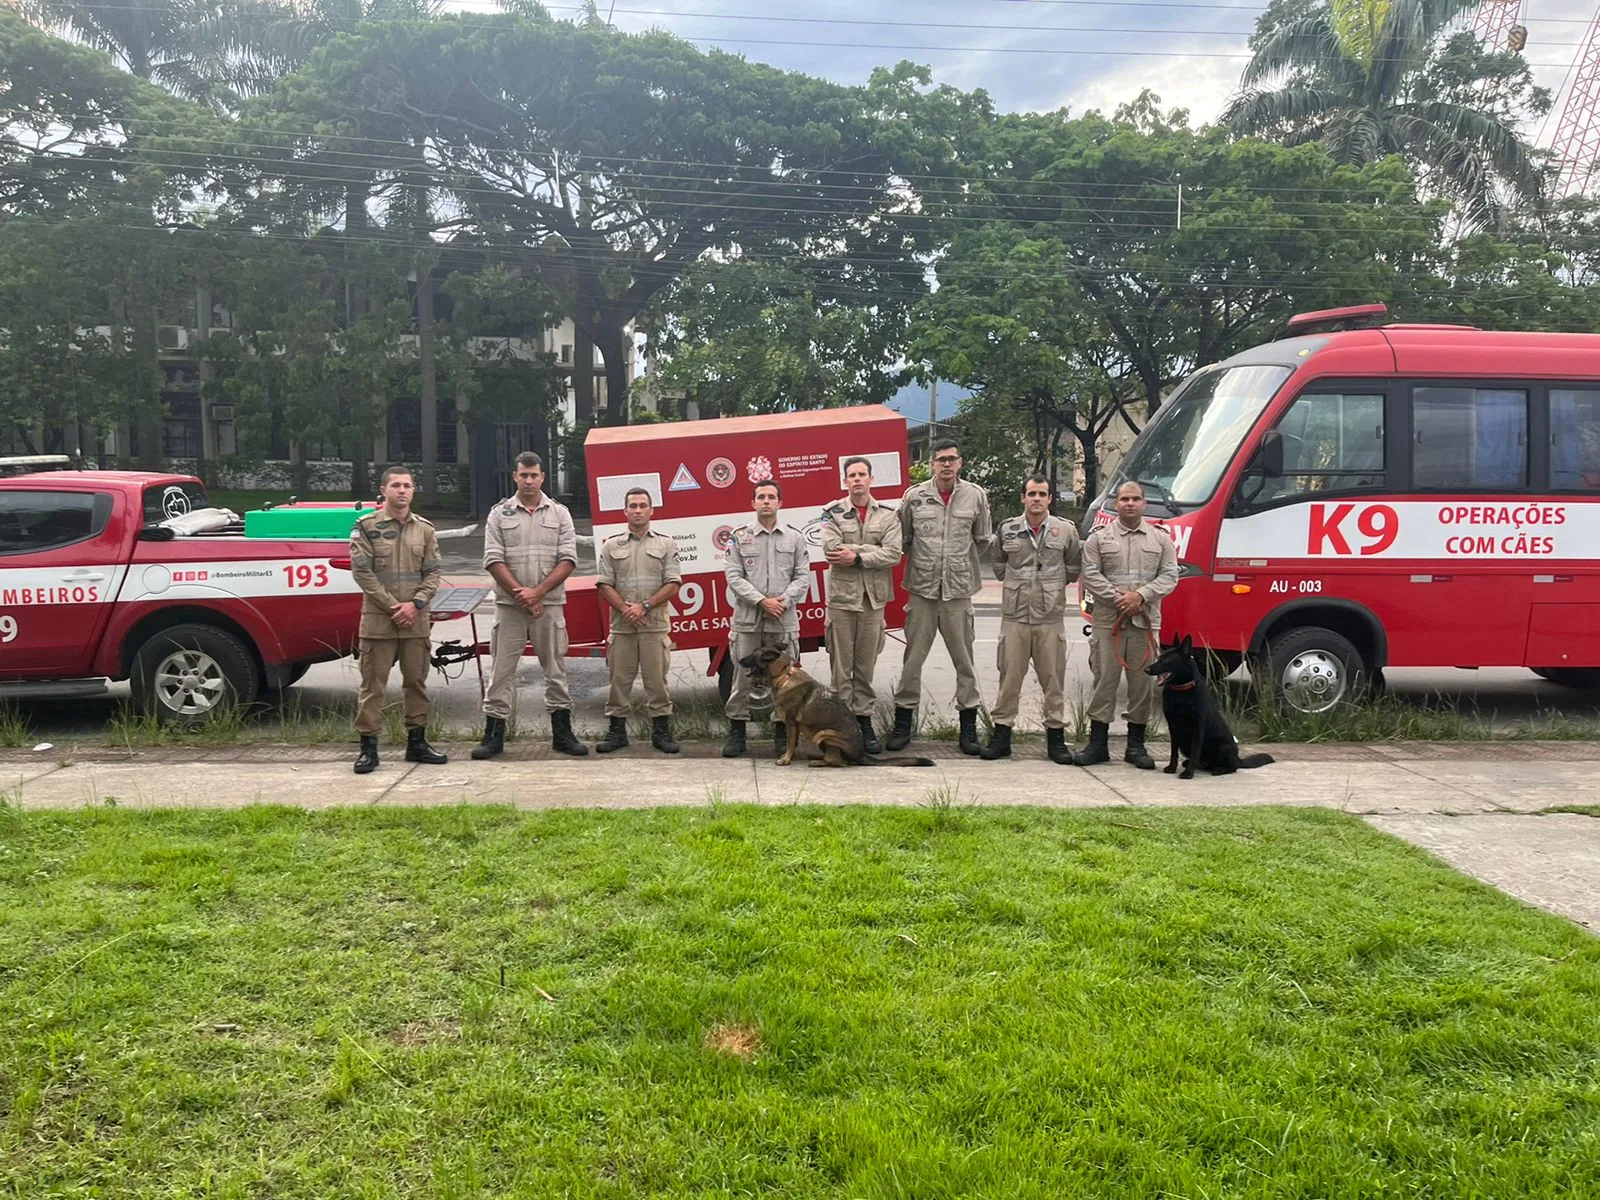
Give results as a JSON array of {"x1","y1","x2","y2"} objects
[{"x1": 14, "y1": 594, "x2": 1600, "y2": 741}]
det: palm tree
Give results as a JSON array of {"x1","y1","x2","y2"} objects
[
  {"x1": 1223, "y1": 0, "x2": 1543, "y2": 227},
  {"x1": 21, "y1": 0, "x2": 234, "y2": 104}
]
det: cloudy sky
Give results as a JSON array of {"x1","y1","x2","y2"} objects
[{"x1": 451, "y1": 0, "x2": 1600, "y2": 144}]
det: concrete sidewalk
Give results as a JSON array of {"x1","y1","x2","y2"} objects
[{"x1": 4, "y1": 740, "x2": 1598, "y2": 932}]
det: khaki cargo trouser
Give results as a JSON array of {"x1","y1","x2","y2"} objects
[
  {"x1": 827, "y1": 607, "x2": 886, "y2": 717},
  {"x1": 992, "y1": 619, "x2": 1068, "y2": 728},
  {"x1": 606, "y1": 630, "x2": 673, "y2": 718},
  {"x1": 1087, "y1": 617, "x2": 1160, "y2": 725},
  {"x1": 355, "y1": 638, "x2": 431, "y2": 734},
  {"x1": 724, "y1": 628, "x2": 799, "y2": 720},
  {"x1": 893, "y1": 595, "x2": 980, "y2": 711},
  {"x1": 483, "y1": 603, "x2": 570, "y2": 720}
]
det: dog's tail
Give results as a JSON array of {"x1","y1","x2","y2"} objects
[
  {"x1": 1239, "y1": 752, "x2": 1274, "y2": 769},
  {"x1": 862, "y1": 754, "x2": 937, "y2": 767}
]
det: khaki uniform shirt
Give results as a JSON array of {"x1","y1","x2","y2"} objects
[
  {"x1": 900, "y1": 478, "x2": 994, "y2": 601},
  {"x1": 597, "y1": 528, "x2": 681, "y2": 634},
  {"x1": 349, "y1": 509, "x2": 442, "y2": 640},
  {"x1": 1080, "y1": 518, "x2": 1180, "y2": 630},
  {"x1": 724, "y1": 520, "x2": 811, "y2": 634},
  {"x1": 993, "y1": 514, "x2": 1082, "y2": 624},
  {"x1": 482, "y1": 493, "x2": 578, "y2": 608},
  {"x1": 820, "y1": 498, "x2": 902, "y2": 612}
]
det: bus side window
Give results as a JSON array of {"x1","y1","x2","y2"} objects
[
  {"x1": 1257, "y1": 393, "x2": 1385, "y2": 503},
  {"x1": 1551, "y1": 389, "x2": 1600, "y2": 490},
  {"x1": 1413, "y1": 387, "x2": 1527, "y2": 490}
]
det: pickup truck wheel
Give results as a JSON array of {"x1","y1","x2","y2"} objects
[{"x1": 132, "y1": 624, "x2": 259, "y2": 726}]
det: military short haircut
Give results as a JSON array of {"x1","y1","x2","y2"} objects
[
  {"x1": 931, "y1": 439, "x2": 961, "y2": 457},
  {"x1": 515, "y1": 451, "x2": 544, "y2": 471},
  {"x1": 842, "y1": 456, "x2": 873, "y2": 477},
  {"x1": 1116, "y1": 480, "x2": 1145, "y2": 499},
  {"x1": 379, "y1": 464, "x2": 413, "y2": 487},
  {"x1": 753, "y1": 479, "x2": 781, "y2": 499},
  {"x1": 624, "y1": 486, "x2": 654, "y2": 506}
]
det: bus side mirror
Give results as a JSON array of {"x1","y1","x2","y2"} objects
[{"x1": 1256, "y1": 431, "x2": 1285, "y2": 479}]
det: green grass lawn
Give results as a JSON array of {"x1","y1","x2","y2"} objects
[{"x1": 2, "y1": 804, "x2": 1597, "y2": 1198}]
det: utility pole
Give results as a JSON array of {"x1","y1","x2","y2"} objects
[{"x1": 929, "y1": 377, "x2": 938, "y2": 432}]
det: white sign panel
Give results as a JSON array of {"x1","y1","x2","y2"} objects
[{"x1": 1216, "y1": 500, "x2": 1600, "y2": 562}]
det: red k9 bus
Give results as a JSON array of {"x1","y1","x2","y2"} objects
[{"x1": 1085, "y1": 304, "x2": 1600, "y2": 713}]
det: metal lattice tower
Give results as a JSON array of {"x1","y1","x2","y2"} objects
[
  {"x1": 1552, "y1": 11, "x2": 1600, "y2": 197},
  {"x1": 1472, "y1": 0, "x2": 1524, "y2": 50}
]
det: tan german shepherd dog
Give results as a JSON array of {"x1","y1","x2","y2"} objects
[{"x1": 740, "y1": 647, "x2": 935, "y2": 767}]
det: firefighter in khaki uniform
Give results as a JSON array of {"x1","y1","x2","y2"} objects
[
  {"x1": 471, "y1": 450, "x2": 588, "y2": 761},
  {"x1": 980, "y1": 475, "x2": 1081, "y2": 763},
  {"x1": 1075, "y1": 480, "x2": 1180, "y2": 769},
  {"x1": 595, "y1": 487, "x2": 683, "y2": 755},
  {"x1": 720, "y1": 479, "x2": 812, "y2": 759},
  {"x1": 350, "y1": 465, "x2": 447, "y2": 774},
  {"x1": 887, "y1": 438, "x2": 994, "y2": 756},
  {"x1": 820, "y1": 455, "x2": 902, "y2": 754}
]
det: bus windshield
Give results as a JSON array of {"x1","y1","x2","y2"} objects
[{"x1": 1113, "y1": 363, "x2": 1293, "y2": 507}]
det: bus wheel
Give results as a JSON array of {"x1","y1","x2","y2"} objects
[
  {"x1": 1264, "y1": 627, "x2": 1368, "y2": 714},
  {"x1": 1533, "y1": 667, "x2": 1600, "y2": 689}
]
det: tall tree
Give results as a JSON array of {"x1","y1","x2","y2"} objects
[
  {"x1": 1223, "y1": 0, "x2": 1543, "y2": 226},
  {"x1": 915, "y1": 101, "x2": 1444, "y2": 496},
  {"x1": 644, "y1": 258, "x2": 913, "y2": 418},
  {"x1": 255, "y1": 13, "x2": 933, "y2": 424}
]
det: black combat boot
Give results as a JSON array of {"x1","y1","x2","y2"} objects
[
  {"x1": 772, "y1": 722, "x2": 787, "y2": 760},
  {"x1": 979, "y1": 723, "x2": 1012, "y2": 760},
  {"x1": 1124, "y1": 723, "x2": 1156, "y2": 770},
  {"x1": 651, "y1": 715, "x2": 680, "y2": 755},
  {"x1": 1046, "y1": 727, "x2": 1073, "y2": 765},
  {"x1": 722, "y1": 719, "x2": 747, "y2": 758},
  {"x1": 353, "y1": 734, "x2": 379, "y2": 775},
  {"x1": 470, "y1": 716, "x2": 506, "y2": 761},
  {"x1": 957, "y1": 707, "x2": 982, "y2": 757},
  {"x1": 405, "y1": 727, "x2": 448, "y2": 765},
  {"x1": 596, "y1": 716, "x2": 629, "y2": 753},
  {"x1": 550, "y1": 709, "x2": 589, "y2": 757},
  {"x1": 885, "y1": 707, "x2": 914, "y2": 751},
  {"x1": 857, "y1": 715, "x2": 881, "y2": 755},
  {"x1": 1074, "y1": 720, "x2": 1111, "y2": 766}
]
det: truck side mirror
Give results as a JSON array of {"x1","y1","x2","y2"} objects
[{"x1": 1256, "y1": 430, "x2": 1284, "y2": 479}]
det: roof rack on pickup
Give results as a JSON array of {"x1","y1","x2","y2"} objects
[{"x1": 0, "y1": 454, "x2": 73, "y2": 476}]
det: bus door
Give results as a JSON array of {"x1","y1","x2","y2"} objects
[{"x1": 1527, "y1": 385, "x2": 1600, "y2": 671}]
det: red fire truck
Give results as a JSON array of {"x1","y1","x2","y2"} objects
[
  {"x1": 0, "y1": 464, "x2": 363, "y2": 724},
  {"x1": 1083, "y1": 304, "x2": 1600, "y2": 712}
]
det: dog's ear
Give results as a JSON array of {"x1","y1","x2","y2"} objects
[{"x1": 1180, "y1": 634, "x2": 1193, "y2": 654}]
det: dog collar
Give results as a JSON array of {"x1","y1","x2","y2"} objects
[
  {"x1": 773, "y1": 665, "x2": 801, "y2": 689},
  {"x1": 1165, "y1": 679, "x2": 1198, "y2": 691}
]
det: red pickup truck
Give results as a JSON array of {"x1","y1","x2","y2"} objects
[{"x1": 0, "y1": 466, "x2": 362, "y2": 724}]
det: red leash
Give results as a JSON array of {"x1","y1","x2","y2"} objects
[{"x1": 1111, "y1": 612, "x2": 1160, "y2": 672}]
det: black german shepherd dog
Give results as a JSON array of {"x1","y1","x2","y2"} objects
[{"x1": 1145, "y1": 636, "x2": 1274, "y2": 778}]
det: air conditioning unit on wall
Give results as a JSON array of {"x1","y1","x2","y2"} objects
[{"x1": 157, "y1": 325, "x2": 189, "y2": 351}]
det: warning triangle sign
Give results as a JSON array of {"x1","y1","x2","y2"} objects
[{"x1": 669, "y1": 462, "x2": 700, "y2": 491}]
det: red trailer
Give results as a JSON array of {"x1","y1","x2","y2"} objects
[
  {"x1": 567, "y1": 405, "x2": 911, "y2": 699},
  {"x1": 437, "y1": 405, "x2": 912, "y2": 699}
]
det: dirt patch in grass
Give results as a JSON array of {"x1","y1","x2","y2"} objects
[{"x1": 704, "y1": 1022, "x2": 762, "y2": 1062}]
